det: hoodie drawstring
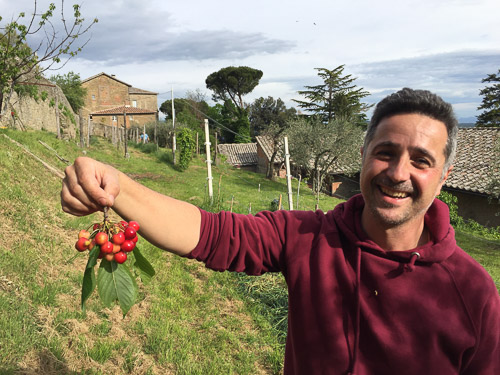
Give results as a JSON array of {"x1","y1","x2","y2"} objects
[
  {"x1": 404, "y1": 252, "x2": 421, "y2": 272},
  {"x1": 348, "y1": 246, "x2": 362, "y2": 375}
]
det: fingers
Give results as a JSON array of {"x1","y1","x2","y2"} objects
[{"x1": 60, "y1": 157, "x2": 120, "y2": 216}]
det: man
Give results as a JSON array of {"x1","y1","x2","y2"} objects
[{"x1": 61, "y1": 88, "x2": 499, "y2": 374}]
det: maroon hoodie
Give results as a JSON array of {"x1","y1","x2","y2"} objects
[{"x1": 188, "y1": 195, "x2": 500, "y2": 374}]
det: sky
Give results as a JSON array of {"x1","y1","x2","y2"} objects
[{"x1": 2, "y1": 0, "x2": 499, "y2": 122}]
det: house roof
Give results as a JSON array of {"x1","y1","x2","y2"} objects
[
  {"x1": 92, "y1": 105, "x2": 157, "y2": 116},
  {"x1": 444, "y1": 127, "x2": 499, "y2": 195},
  {"x1": 255, "y1": 135, "x2": 278, "y2": 161},
  {"x1": 82, "y1": 72, "x2": 131, "y2": 87},
  {"x1": 217, "y1": 143, "x2": 257, "y2": 166},
  {"x1": 129, "y1": 87, "x2": 158, "y2": 95}
]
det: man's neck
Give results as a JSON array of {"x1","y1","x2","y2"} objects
[{"x1": 361, "y1": 213, "x2": 429, "y2": 251}]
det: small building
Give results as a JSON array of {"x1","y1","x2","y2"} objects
[
  {"x1": 255, "y1": 135, "x2": 284, "y2": 177},
  {"x1": 81, "y1": 72, "x2": 158, "y2": 128},
  {"x1": 443, "y1": 127, "x2": 499, "y2": 227},
  {"x1": 217, "y1": 143, "x2": 258, "y2": 171}
]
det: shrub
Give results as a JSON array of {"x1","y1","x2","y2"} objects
[{"x1": 177, "y1": 128, "x2": 196, "y2": 171}]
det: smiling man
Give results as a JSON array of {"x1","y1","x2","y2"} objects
[{"x1": 61, "y1": 88, "x2": 499, "y2": 375}]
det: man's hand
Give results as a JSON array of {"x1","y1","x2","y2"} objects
[{"x1": 61, "y1": 157, "x2": 120, "y2": 216}]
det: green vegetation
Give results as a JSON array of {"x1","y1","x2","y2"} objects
[{"x1": 0, "y1": 128, "x2": 498, "y2": 374}]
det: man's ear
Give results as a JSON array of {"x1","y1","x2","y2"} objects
[
  {"x1": 360, "y1": 146, "x2": 364, "y2": 158},
  {"x1": 436, "y1": 166, "x2": 453, "y2": 196}
]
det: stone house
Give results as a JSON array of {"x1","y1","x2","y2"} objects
[
  {"x1": 81, "y1": 72, "x2": 158, "y2": 128},
  {"x1": 255, "y1": 135, "x2": 285, "y2": 177}
]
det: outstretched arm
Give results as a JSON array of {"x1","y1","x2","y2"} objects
[{"x1": 61, "y1": 156, "x2": 201, "y2": 256}]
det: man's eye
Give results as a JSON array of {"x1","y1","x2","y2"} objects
[
  {"x1": 376, "y1": 151, "x2": 392, "y2": 158},
  {"x1": 414, "y1": 158, "x2": 430, "y2": 167}
]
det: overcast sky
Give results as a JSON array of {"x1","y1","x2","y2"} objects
[{"x1": 2, "y1": 0, "x2": 499, "y2": 121}]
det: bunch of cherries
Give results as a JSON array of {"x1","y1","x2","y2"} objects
[{"x1": 75, "y1": 210, "x2": 139, "y2": 264}]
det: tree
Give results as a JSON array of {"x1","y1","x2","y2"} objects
[
  {"x1": 205, "y1": 66, "x2": 263, "y2": 110},
  {"x1": 0, "y1": 1, "x2": 97, "y2": 116},
  {"x1": 249, "y1": 96, "x2": 297, "y2": 178},
  {"x1": 160, "y1": 90, "x2": 210, "y2": 128},
  {"x1": 287, "y1": 117, "x2": 363, "y2": 200},
  {"x1": 205, "y1": 66, "x2": 262, "y2": 144},
  {"x1": 49, "y1": 71, "x2": 87, "y2": 112},
  {"x1": 476, "y1": 69, "x2": 500, "y2": 127},
  {"x1": 293, "y1": 65, "x2": 372, "y2": 125},
  {"x1": 249, "y1": 96, "x2": 297, "y2": 137}
]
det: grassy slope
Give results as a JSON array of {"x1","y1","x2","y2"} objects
[{"x1": 0, "y1": 129, "x2": 498, "y2": 375}]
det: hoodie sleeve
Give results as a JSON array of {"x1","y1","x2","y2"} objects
[
  {"x1": 460, "y1": 288, "x2": 500, "y2": 375},
  {"x1": 185, "y1": 208, "x2": 290, "y2": 275}
]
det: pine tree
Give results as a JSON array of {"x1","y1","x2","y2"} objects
[
  {"x1": 293, "y1": 65, "x2": 372, "y2": 124},
  {"x1": 476, "y1": 69, "x2": 500, "y2": 127}
]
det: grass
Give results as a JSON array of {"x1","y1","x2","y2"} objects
[{"x1": 0, "y1": 128, "x2": 498, "y2": 374}]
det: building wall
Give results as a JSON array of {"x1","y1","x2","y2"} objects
[
  {"x1": 129, "y1": 93, "x2": 157, "y2": 111},
  {"x1": 81, "y1": 75, "x2": 129, "y2": 122},
  {"x1": 0, "y1": 80, "x2": 77, "y2": 139},
  {"x1": 445, "y1": 189, "x2": 500, "y2": 228}
]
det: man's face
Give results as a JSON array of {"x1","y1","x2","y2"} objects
[{"x1": 360, "y1": 113, "x2": 451, "y2": 229}]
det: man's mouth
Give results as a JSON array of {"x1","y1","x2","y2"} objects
[{"x1": 379, "y1": 186, "x2": 411, "y2": 199}]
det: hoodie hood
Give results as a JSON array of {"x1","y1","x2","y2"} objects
[{"x1": 333, "y1": 194, "x2": 457, "y2": 265}]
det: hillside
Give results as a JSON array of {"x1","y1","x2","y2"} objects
[
  {"x1": 0, "y1": 128, "x2": 340, "y2": 374},
  {"x1": 1, "y1": 128, "x2": 498, "y2": 374}
]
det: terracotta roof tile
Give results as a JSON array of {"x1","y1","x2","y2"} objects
[
  {"x1": 129, "y1": 87, "x2": 158, "y2": 95},
  {"x1": 92, "y1": 105, "x2": 157, "y2": 115},
  {"x1": 444, "y1": 127, "x2": 499, "y2": 194},
  {"x1": 255, "y1": 135, "x2": 279, "y2": 161},
  {"x1": 217, "y1": 143, "x2": 257, "y2": 166}
]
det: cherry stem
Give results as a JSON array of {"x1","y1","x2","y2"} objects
[{"x1": 103, "y1": 206, "x2": 109, "y2": 225}]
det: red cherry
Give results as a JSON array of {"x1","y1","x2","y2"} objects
[
  {"x1": 94, "y1": 232, "x2": 108, "y2": 245},
  {"x1": 128, "y1": 221, "x2": 140, "y2": 231},
  {"x1": 100, "y1": 241, "x2": 114, "y2": 254},
  {"x1": 112, "y1": 243, "x2": 121, "y2": 253},
  {"x1": 93, "y1": 223, "x2": 100, "y2": 231},
  {"x1": 124, "y1": 227, "x2": 136, "y2": 240},
  {"x1": 114, "y1": 251, "x2": 127, "y2": 264},
  {"x1": 121, "y1": 240, "x2": 136, "y2": 252},
  {"x1": 75, "y1": 238, "x2": 90, "y2": 252},
  {"x1": 120, "y1": 220, "x2": 128, "y2": 229},
  {"x1": 132, "y1": 235, "x2": 138, "y2": 243},
  {"x1": 112, "y1": 232, "x2": 125, "y2": 245},
  {"x1": 104, "y1": 253, "x2": 114, "y2": 261}
]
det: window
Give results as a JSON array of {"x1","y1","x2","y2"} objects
[
  {"x1": 91, "y1": 94, "x2": 96, "y2": 100},
  {"x1": 112, "y1": 116, "x2": 117, "y2": 121},
  {"x1": 132, "y1": 100, "x2": 137, "y2": 107}
]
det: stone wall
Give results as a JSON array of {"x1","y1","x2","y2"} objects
[{"x1": 0, "y1": 78, "x2": 77, "y2": 139}]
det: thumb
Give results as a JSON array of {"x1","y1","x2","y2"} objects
[{"x1": 100, "y1": 172, "x2": 120, "y2": 207}]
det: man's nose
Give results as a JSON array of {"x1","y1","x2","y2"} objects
[{"x1": 387, "y1": 158, "x2": 410, "y2": 182}]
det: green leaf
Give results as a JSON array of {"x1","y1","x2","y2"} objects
[
  {"x1": 133, "y1": 247, "x2": 155, "y2": 284},
  {"x1": 86, "y1": 247, "x2": 99, "y2": 269},
  {"x1": 97, "y1": 259, "x2": 138, "y2": 316},
  {"x1": 81, "y1": 265, "x2": 96, "y2": 313},
  {"x1": 81, "y1": 247, "x2": 100, "y2": 313}
]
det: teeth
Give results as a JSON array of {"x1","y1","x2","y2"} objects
[{"x1": 380, "y1": 186, "x2": 409, "y2": 198}]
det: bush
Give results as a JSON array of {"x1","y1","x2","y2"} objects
[
  {"x1": 438, "y1": 191, "x2": 500, "y2": 240},
  {"x1": 177, "y1": 128, "x2": 196, "y2": 171}
]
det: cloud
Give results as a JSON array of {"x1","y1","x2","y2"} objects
[{"x1": 78, "y1": 29, "x2": 296, "y2": 63}]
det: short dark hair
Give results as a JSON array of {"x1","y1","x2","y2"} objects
[{"x1": 364, "y1": 88, "x2": 458, "y2": 173}]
